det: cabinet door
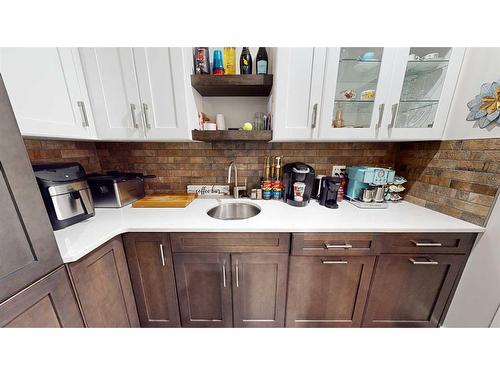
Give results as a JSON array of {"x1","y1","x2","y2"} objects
[
  {"x1": 124, "y1": 233, "x2": 180, "y2": 327},
  {"x1": 232, "y1": 253, "x2": 288, "y2": 328},
  {"x1": 133, "y1": 48, "x2": 193, "y2": 140},
  {"x1": 286, "y1": 256, "x2": 375, "y2": 327},
  {"x1": 68, "y1": 237, "x2": 139, "y2": 328},
  {"x1": 380, "y1": 47, "x2": 465, "y2": 140},
  {"x1": 272, "y1": 48, "x2": 326, "y2": 140},
  {"x1": 173, "y1": 253, "x2": 232, "y2": 327},
  {"x1": 362, "y1": 254, "x2": 465, "y2": 327},
  {"x1": 0, "y1": 77, "x2": 63, "y2": 303},
  {"x1": 318, "y1": 48, "x2": 396, "y2": 140},
  {"x1": 79, "y1": 48, "x2": 145, "y2": 140},
  {"x1": 0, "y1": 48, "x2": 96, "y2": 139},
  {"x1": 0, "y1": 267, "x2": 84, "y2": 328}
]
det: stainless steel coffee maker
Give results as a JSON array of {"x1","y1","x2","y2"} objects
[{"x1": 33, "y1": 163, "x2": 94, "y2": 230}]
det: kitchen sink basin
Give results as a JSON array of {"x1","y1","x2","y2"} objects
[{"x1": 207, "y1": 202, "x2": 261, "y2": 220}]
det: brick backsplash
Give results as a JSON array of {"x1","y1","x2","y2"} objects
[
  {"x1": 24, "y1": 139, "x2": 102, "y2": 173},
  {"x1": 396, "y1": 139, "x2": 500, "y2": 226},
  {"x1": 23, "y1": 138, "x2": 500, "y2": 227},
  {"x1": 95, "y1": 141, "x2": 398, "y2": 194}
]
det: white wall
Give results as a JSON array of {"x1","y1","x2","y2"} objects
[
  {"x1": 444, "y1": 192, "x2": 500, "y2": 327},
  {"x1": 444, "y1": 48, "x2": 500, "y2": 140}
]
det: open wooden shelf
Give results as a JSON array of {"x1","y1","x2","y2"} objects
[
  {"x1": 192, "y1": 130, "x2": 273, "y2": 142},
  {"x1": 190, "y1": 74, "x2": 273, "y2": 97}
]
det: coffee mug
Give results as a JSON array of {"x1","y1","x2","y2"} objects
[{"x1": 215, "y1": 114, "x2": 225, "y2": 130}]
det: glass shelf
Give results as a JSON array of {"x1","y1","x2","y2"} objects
[
  {"x1": 400, "y1": 99, "x2": 439, "y2": 103},
  {"x1": 335, "y1": 99, "x2": 375, "y2": 103},
  {"x1": 332, "y1": 101, "x2": 374, "y2": 129},
  {"x1": 395, "y1": 101, "x2": 438, "y2": 128},
  {"x1": 340, "y1": 58, "x2": 382, "y2": 63}
]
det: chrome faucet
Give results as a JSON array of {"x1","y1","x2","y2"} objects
[{"x1": 227, "y1": 161, "x2": 246, "y2": 198}]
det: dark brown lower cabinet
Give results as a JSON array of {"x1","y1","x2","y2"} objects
[
  {"x1": 0, "y1": 267, "x2": 84, "y2": 328},
  {"x1": 232, "y1": 253, "x2": 288, "y2": 328},
  {"x1": 286, "y1": 256, "x2": 375, "y2": 327},
  {"x1": 124, "y1": 233, "x2": 180, "y2": 327},
  {"x1": 68, "y1": 237, "x2": 140, "y2": 328},
  {"x1": 174, "y1": 253, "x2": 233, "y2": 327},
  {"x1": 362, "y1": 254, "x2": 466, "y2": 327}
]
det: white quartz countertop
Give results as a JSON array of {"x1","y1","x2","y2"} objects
[{"x1": 54, "y1": 198, "x2": 484, "y2": 263}]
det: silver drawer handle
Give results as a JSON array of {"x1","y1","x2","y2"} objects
[
  {"x1": 130, "y1": 103, "x2": 139, "y2": 129},
  {"x1": 324, "y1": 243, "x2": 353, "y2": 249},
  {"x1": 222, "y1": 263, "x2": 227, "y2": 288},
  {"x1": 235, "y1": 263, "x2": 240, "y2": 288},
  {"x1": 410, "y1": 240, "x2": 443, "y2": 247},
  {"x1": 159, "y1": 243, "x2": 165, "y2": 267},
  {"x1": 77, "y1": 101, "x2": 90, "y2": 128},
  {"x1": 321, "y1": 260, "x2": 348, "y2": 264},
  {"x1": 409, "y1": 257, "x2": 439, "y2": 265}
]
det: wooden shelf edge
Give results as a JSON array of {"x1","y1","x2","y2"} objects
[
  {"x1": 191, "y1": 130, "x2": 273, "y2": 142},
  {"x1": 190, "y1": 74, "x2": 273, "y2": 97}
]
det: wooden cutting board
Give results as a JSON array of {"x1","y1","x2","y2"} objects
[{"x1": 132, "y1": 193, "x2": 197, "y2": 208}]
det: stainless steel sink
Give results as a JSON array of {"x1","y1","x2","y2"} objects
[{"x1": 207, "y1": 202, "x2": 261, "y2": 220}]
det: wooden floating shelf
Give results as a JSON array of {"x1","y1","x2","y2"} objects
[
  {"x1": 190, "y1": 74, "x2": 273, "y2": 97},
  {"x1": 192, "y1": 130, "x2": 273, "y2": 142}
]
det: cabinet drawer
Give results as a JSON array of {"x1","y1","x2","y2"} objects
[
  {"x1": 375, "y1": 233, "x2": 477, "y2": 255},
  {"x1": 291, "y1": 233, "x2": 374, "y2": 256},
  {"x1": 170, "y1": 233, "x2": 290, "y2": 253}
]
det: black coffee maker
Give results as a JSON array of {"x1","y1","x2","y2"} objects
[
  {"x1": 318, "y1": 176, "x2": 341, "y2": 209},
  {"x1": 283, "y1": 162, "x2": 315, "y2": 207}
]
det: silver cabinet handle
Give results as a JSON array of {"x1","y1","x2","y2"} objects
[
  {"x1": 321, "y1": 260, "x2": 348, "y2": 264},
  {"x1": 159, "y1": 243, "x2": 165, "y2": 267},
  {"x1": 376, "y1": 103, "x2": 385, "y2": 129},
  {"x1": 130, "y1": 103, "x2": 139, "y2": 129},
  {"x1": 142, "y1": 103, "x2": 151, "y2": 130},
  {"x1": 388, "y1": 103, "x2": 398, "y2": 129},
  {"x1": 222, "y1": 263, "x2": 227, "y2": 288},
  {"x1": 311, "y1": 103, "x2": 318, "y2": 129},
  {"x1": 409, "y1": 257, "x2": 439, "y2": 265},
  {"x1": 235, "y1": 263, "x2": 240, "y2": 288},
  {"x1": 324, "y1": 243, "x2": 353, "y2": 249},
  {"x1": 77, "y1": 101, "x2": 90, "y2": 128},
  {"x1": 410, "y1": 240, "x2": 443, "y2": 247}
]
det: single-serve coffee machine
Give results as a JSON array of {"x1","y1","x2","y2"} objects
[
  {"x1": 283, "y1": 162, "x2": 315, "y2": 207},
  {"x1": 33, "y1": 163, "x2": 94, "y2": 230},
  {"x1": 318, "y1": 176, "x2": 341, "y2": 209}
]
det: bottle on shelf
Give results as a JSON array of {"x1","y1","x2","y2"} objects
[
  {"x1": 256, "y1": 47, "x2": 268, "y2": 75},
  {"x1": 193, "y1": 47, "x2": 210, "y2": 74},
  {"x1": 223, "y1": 47, "x2": 236, "y2": 75},
  {"x1": 212, "y1": 49, "x2": 224, "y2": 75},
  {"x1": 240, "y1": 47, "x2": 253, "y2": 75},
  {"x1": 261, "y1": 156, "x2": 272, "y2": 200}
]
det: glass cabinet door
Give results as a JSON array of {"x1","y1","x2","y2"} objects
[
  {"x1": 384, "y1": 47, "x2": 465, "y2": 140},
  {"x1": 319, "y1": 47, "x2": 395, "y2": 140}
]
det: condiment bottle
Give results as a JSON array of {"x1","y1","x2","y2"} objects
[{"x1": 240, "y1": 47, "x2": 252, "y2": 75}]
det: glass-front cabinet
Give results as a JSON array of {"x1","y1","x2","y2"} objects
[
  {"x1": 319, "y1": 47, "x2": 396, "y2": 140},
  {"x1": 380, "y1": 47, "x2": 465, "y2": 140}
]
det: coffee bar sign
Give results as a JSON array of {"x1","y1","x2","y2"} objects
[{"x1": 187, "y1": 185, "x2": 230, "y2": 196}]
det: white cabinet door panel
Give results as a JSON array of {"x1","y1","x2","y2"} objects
[
  {"x1": 379, "y1": 47, "x2": 465, "y2": 141},
  {"x1": 0, "y1": 48, "x2": 95, "y2": 139},
  {"x1": 272, "y1": 48, "x2": 326, "y2": 140},
  {"x1": 79, "y1": 48, "x2": 144, "y2": 140},
  {"x1": 133, "y1": 48, "x2": 191, "y2": 140}
]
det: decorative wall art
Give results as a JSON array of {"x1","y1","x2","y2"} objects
[{"x1": 466, "y1": 80, "x2": 500, "y2": 128}]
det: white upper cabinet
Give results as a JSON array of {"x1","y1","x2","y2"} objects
[
  {"x1": 378, "y1": 47, "x2": 465, "y2": 140},
  {"x1": 272, "y1": 48, "x2": 326, "y2": 140},
  {"x1": 80, "y1": 47, "x2": 193, "y2": 141},
  {"x1": 79, "y1": 48, "x2": 145, "y2": 140},
  {"x1": 133, "y1": 48, "x2": 193, "y2": 140},
  {"x1": 0, "y1": 48, "x2": 96, "y2": 139},
  {"x1": 272, "y1": 47, "x2": 464, "y2": 142},
  {"x1": 318, "y1": 48, "x2": 396, "y2": 140}
]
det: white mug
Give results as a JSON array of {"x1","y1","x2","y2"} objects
[{"x1": 215, "y1": 114, "x2": 225, "y2": 130}]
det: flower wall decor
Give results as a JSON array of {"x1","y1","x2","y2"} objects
[{"x1": 466, "y1": 80, "x2": 500, "y2": 128}]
